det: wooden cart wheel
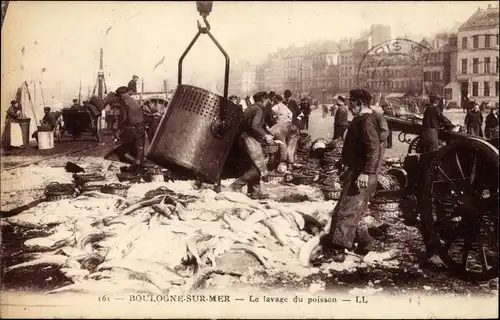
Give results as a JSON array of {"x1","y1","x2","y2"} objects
[
  {"x1": 407, "y1": 136, "x2": 445, "y2": 154},
  {"x1": 421, "y1": 138, "x2": 499, "y2": 280},
  {"x1": 407, "y1": 136, "x2": 423, "y2": 154}
]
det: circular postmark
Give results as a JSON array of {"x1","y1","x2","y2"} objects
[{"x1": 356, "y1": 38, "x2": 433, "y2": 94}]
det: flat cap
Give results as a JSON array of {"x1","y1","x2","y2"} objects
[
  {"x1": 349, "y1": 89, "x2": 372, "y2": 105},
  {"x1": 252, "y1": 91, "x2": 268, "y2": 102},
  {"x1": 429, "y1": 94, "x2": 440, "y2": 104},
  {"x1": 115, "y1": 86, "x2": 129, "y2": 95}
]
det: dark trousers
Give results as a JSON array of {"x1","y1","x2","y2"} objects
[
  {"x1": 421, "y1": 128, "x2": 439, "y2": 153},
  {"x1": 303, "y1": 117, "x2": 310, "y2": 130},
  {"x1": 333, "y1": 125, "x2": 348, "y2": 140},
  {"x1": 326, "y1": 170, "x2": 378, "y2": 250}
]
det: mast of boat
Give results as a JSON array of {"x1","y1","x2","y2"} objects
[
  {"x1": 78, "y1": 80, "x2": 82, "y2": 104},
  {"x1": 97, "y1": 48, "x2": 104, "y2": 99}
]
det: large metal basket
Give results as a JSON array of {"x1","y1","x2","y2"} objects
[{"x1": 146, "y1": 14, "x2": 242, "y2": 184}]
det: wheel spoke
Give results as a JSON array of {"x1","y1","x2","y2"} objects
[
  {"x1": 436, "y1": 166, "x2": 459, "y2": 192},
  {"x1": 478, "y1": 243, "x2": 490, "y2": 272},
  {"x1": 454, "y1": 152, "x2": 466, "y2": 181},
  {"x1": 469, "y1": 153, "x2": 477, "y2": 185}
]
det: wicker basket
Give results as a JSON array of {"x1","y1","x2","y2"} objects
[
  {"x1": 73, "y1": 173, "x2": 106, "y2": 186},
  {"x1": 291, "y1": 174, "x2": 316, "y2": 185},
  {"x1": 117, "y1": 172, "x2": 142, "y2": 183},
  {"x1": 267, "y1": 173, "x2": 286, "y2": 184},
  {"x1": 262, "y1": 143, "x2": 279, "y2": 155},
  {"x1": 321, "y1": 186, "x2": 342, "y2": 200},
  {"x1": 44, "y1": 182, "x2": 76, "y2": 201},
  {"x1": 80, "y1": 183, "x2": 106, "y2": 193},
  {"x1": 100, "y1": 183, "x2": 131, "y2": 198}
]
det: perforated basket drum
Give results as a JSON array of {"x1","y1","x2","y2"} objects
[{"x1": 146, "y1": 85, "x2": 243, "y2": 183}]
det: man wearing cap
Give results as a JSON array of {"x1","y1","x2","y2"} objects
[
  {"x1": 128, "y1": 75, "x2": 139, "y2": 94},
  {"x1": 320, "y1": 89, "x2": 381, "y2": 263},
  {"x1": 300, "y1": 98, "x2": 312, "y2": 130},
  {"x1": 421, "y1": 94, "x2": 455, "y2": 152},
  {"x1": 104, "y1": 86, "x2": 146, "y2": 170},
  {"x1": 269, "y1": 94, "x2": 299, "y2": 173},
  {"x1": 229, "y1": 91, "x2": 274, "y2": 199},
  {"x1": 32, "y1": 106, "x2": 58, "y2": 143},
  {"x1": 333, "y1": 96, "x2": 349, "y2": 140}
]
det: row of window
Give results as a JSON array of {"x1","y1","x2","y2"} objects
[
  {"x1": 423, "y1": 71, "x2": 442, "y2": 82},
  {"x1": 470, "y1": 81, "x2": 500, "y2": 97},
  {"x1": 461, "y1": 56, "x2": 500, "y2": 74},
  {"x1": 366, "y1": 80, "x2": 422, "y2": 90},
  {"x1": 461, "y1": 34, "x2": 500, "y2": 50}
]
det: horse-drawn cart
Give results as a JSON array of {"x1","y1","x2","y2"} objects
[
  {"x1": 57, "y1": 108, "x2": 102, "y2": 142},
  {"x1": 379, "y1": 115, "x2": 499, "y2": 280}
]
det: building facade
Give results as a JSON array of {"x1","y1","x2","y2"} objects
[{"x1": 456, "y1": 5, "x2": 499, "y2": 107}]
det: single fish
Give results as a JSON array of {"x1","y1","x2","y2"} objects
[
  {"x1": 97, "y1": 258, "x2": 184, "y2": 283},
  {"x1": 60, "y1": 268, "x2": 90, "y2": 282},
  {"x1": 77, "y1": 231, "x2": 115, "y2": 252},
  {"x1": 186, "y1": 267, "x2": 242, "y2": 292},
  {"x1": 229, "y1": 243, "x2": 268, "y2": 268},
  {"x1": 4, "y1": 255, "x2": 73, "y2": 273},
  {"x1": 261, "y1": 219, "x2": 287, "y2": 246},
  {"x1": 299, "y1": 234, "x2": 322, "y2": 267},
  {"x1": 122, "y1": 195, "x2": 164, "y2": 215}
]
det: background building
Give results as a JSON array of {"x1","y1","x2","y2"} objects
[{"x1": 456, "y1": 4, "x2": 499, "y2": 107}]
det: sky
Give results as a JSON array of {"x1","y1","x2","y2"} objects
[{"x1": 1, "y1": 0, "x2": 497, "y2": 111}]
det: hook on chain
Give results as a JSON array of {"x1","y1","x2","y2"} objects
[{"x1": 197, "y1": 15, "x2": 211, "y2": 33}]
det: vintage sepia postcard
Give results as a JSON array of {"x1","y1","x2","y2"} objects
[{"x1": 1, "y1": 1, "x2": 498, "y2": 318}]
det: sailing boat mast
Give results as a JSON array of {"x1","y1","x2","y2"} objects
[{"x1": 97, "y1": 48, "x2": 104, "y2": 99}]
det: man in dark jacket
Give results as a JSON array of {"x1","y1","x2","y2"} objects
[
  {"x1": 229, "y1": 91, "x2": 274, "y2": 200},
  {"x1": 319, "y1": 89, "x2": 381, "y2": 263},
  {"x1": 32, "y1": 107, "x2": 58, "y2": 143},
  {"x1": 333, "y1": 96, "x2": 349, "y2": 140},
  {"x1": 300, "y1": 98, "x2": 312, "y2": 130},
  {"x1": 104, "y1": 86, "x2": 146, "y2": 170},
  {"x1": 283, "y1": 89, "x2": 303, "y2": 129},
  {"x1": 420, "y1": 95, "x2": 455, "y2": 152},
  {"x1": 485, "y1": 107, "x2": 499, "y2": 139},
  {"x1": 127, "y1": 75, "x2": 139, "y2": 94},
  {"x1": 464, "y1": 104, "x2": 483, "y2": 137}
]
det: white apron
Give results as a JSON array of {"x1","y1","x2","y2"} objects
[{"x1": 10, "y1": 123, "x2": 24, "y2": 147}]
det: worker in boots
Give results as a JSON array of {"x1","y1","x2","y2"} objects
[
  {"x1": 319, "y1": 89, "x2": 381, "y2": 263},
  {"x1": 420, "y1": 94, "x2": 455, "y2": 153},
  {"x1": 104, "y1": 86, "x2": 146, "y2": 172},
  {"x1": 229, "y1": 91, "x2": 274, "y2": 200}
]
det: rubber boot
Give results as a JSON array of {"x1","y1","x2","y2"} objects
[
  {"x1": 229, "y1": 169, "x2": 255, "y2": 193},
  {"x1": 248, "y1": 174, "x2": 270, "y2": 200}
]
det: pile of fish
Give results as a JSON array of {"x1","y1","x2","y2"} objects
[{"x1": 2, "y1": 180, "x2": 348, "y2": 295}]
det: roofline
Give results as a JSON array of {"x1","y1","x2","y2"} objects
[{"x1": 458, "y1": 23, "x2": 500, "y2": 32}]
